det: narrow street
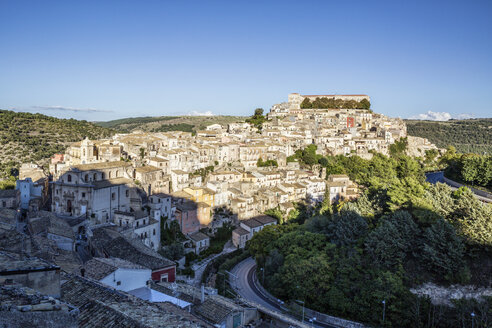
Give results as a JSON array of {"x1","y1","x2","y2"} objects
[{"x1": 189, "y1": 240, "x2": 236, "y2": 287}]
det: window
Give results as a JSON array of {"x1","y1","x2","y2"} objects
[
  {"x1": 119, "y1": 219, "x2": 122, "y2": 226},
  {"x1": 82, "y1": 192, "x2": 86, "y2": 198},
  {"x1": 153, "y1": 228, "x2": 156, "y2": 235},
  {"x1": 111, "y1": 193, "x2": 115, "y2": 200},
  {"x1": 93, "y1": 173, "x2": 97, "y2": 181},
  {"x1": 136, "y1": 221, "x2": 139, "y2": 227},
  {"x1": 125, "y1": 190, "x2": 129, "y2": 197},
  {"x1": 84, "y1": 174, "x2": 88, "y2": 183},
  {"x1": 2, "y1": 201, "x2": 5, "y2": 207},
  {"x1": 116, "y1": 281, "x2": 121, "y2": 286},
  {"x1": 67, "y1": 174, "x2": 72, "y2": 182}
]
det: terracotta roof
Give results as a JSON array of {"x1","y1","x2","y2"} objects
[
  {"x1": 0, "y1": 284, "x2": 77, "y2": 328},
  {"x1": 84, "y1": 257, "x2": 148, "y2": 280},
  {"x1": 135, "y1": 165, "x2": 161, "y2": 173},
  {"x1": 188, "y1": 232, "x2": 209, "y2": 242},
  {"x1": 0, "y1": 189, "x2": 17, "y2": 198},
  {"x1": 252, "y1": 215, "x2": 277, "y2": 225},
  {"x1": 93, "y1": 177, "x2": 133, "y2": 190},
  {"x1": 232, "y1": 227, "x2": 249, "y2": 236},
  {"x1": 104, "y1": 236, "x2": 175, "y2": 270},
  {"x1": 61, "y1": 275, "x2": 210, "y2": 328},
  {"x1": 0, "y1": 250, "x2": 59, "y2": 273},
  {"x1": 194, "y1": 299, "x2": 233, "y2": 324},
  {"x1": 240, "y1": 218, "x2": 262, "y2": 229},
  {"x1": 71, "y1": 161, "x2": 131, "y2": 171}
]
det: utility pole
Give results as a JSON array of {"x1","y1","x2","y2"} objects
[
  {"x1": 382, "y1": 300, "x2": 386, "y2": 324},
  {"x1": 471, "y1": 312, "x2": 475, "y2": 328},
  {"x1": 296, "y1": 300, "x2": 305, "y2": 323}
]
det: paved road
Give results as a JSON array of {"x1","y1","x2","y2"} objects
[
  {"x1": 190, "y1": 240, "x2": 236, "y2": 287},
  {"x1": 231, "y1": 257, "x2": 341, "y2": 328},
  {"x1": 231, "y1": 257, "x2": 277, "y2": 310},
  {"x1": 426, "y1": 171, "x2": 492, "y2": 203},
  {"x1": 425, "y1": 171, "x2": 445, "y2": 184}
]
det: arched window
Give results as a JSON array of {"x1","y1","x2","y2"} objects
[
  {"x1": 109, "y1": 171, "x2": 112, "y2": 179},
  {"x1": 67, "y1": 174, "x2": 72, "y2": 182},
  {"x1": 93, "y1": 173, "x2": 97, "y2": 181}
]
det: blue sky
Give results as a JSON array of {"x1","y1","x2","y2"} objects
[{"x1": 0, "y1": 0, "x2": 491, "y2": 121}]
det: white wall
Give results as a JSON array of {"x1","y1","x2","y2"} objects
[{"x1": 100, "y1": 268, "x2": 151, "y2": 292}]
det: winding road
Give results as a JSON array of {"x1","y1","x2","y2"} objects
[{"x1": 231, "y1": 257, "x2": 351, "y2": 328}]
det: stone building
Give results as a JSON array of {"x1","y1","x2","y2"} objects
[
  {"x1": 0, "y1": 251, "x2": 61, "y2": 297},
  {"x1": 0, "y1": 189, "x2": 19, "y2": 209},
  {"x1": 51, "y1": 161, "x2": 134, "y2": 223},
  {"x1": 287, "y1": 93, "x2": 370, "y2": 110},
  {"x1": 113, "y1": 210, "x2": 160, "y2": 251}
]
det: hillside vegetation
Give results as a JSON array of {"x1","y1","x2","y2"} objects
[
  {"x1": 96, "y1": 115, "x2": 245, "y2": 133},
  {"x1": 406, "y1": 118, "x2": 492, "y2": 154},
  {"x1": 0, "y1": 110, "x2": 114, "y2": 179},
  {"x1": 250, "y1": 149, "x2": 492, "y2": 327}
]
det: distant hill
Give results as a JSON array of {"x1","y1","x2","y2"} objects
[
  {"x1": 0, "y1": 110, "x2": 114, "y2": 179},
  {"x1": 405, "y1": 118, "x2": 492, "y2": 154},
  {"x1": 96, "y1": 115, "x2": 246, "y2": 133}
]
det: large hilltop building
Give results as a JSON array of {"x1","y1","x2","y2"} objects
[{"x1": 287, "y1": 92, "x2": 370, "y2": 109}]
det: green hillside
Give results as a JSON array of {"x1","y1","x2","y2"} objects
[
  {"x1": 0, "y1": 110, "x2": 114, "y2": 179},
  {"x1": 96, "y1": 115, "x2": 246, "y2": 133},
  {"x1": 406, "y1": 118, "x2": 492, "y2": 154}
]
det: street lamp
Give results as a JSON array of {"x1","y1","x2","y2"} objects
[
  {"x1": 260, "y1": 267, "x2": 265, "y2": 285},
  {"x1": 471, "y1": 312, "x2": 475, "y2": 328},
  {"x1": 309, "y1": 317, "x2": 316, "y2": 328},
  {"x1": 382, "y1": 300, "x2": 386, "y2": 323},
  {"x1": 296, "y1": 300, "x2": 305, "y2": 323}
]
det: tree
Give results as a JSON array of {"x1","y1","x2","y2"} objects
[
  {"x1": 365, "y1": 211, "x2": 419, "y2": 270},
  {"x1": 300, "y1": 98, "x2": 312, "y2": 109},
  {"x1": 159, "y1": 243, "x2": 185, "y2": 261},
  {"x1": 246, "y1": 107, "x2": 267, "y2": 131},
  {"x1": 421, "y1": 219, "x2": 466, "y2": 282},
  {"x1": 359, "y1": 98, "x2": 371, "y2": 110},
  {"x1": 264, "y1": 208, "x2": 283, "y2": 224},
  {"x1": 389, "y1": 137, "x2": 408, "y2": 157}
]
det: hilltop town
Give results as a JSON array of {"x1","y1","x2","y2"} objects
[{"x1": 0, "y1": 93, "x2": 439, "y2": 327}]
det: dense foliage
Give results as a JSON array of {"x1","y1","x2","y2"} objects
[
  {"x1": 406, "y1": 118, "x2": 492, "y2": 154},
  {"x1": 300, "y1": 97, "x2": 371, "y2": 110},
  {"x1": 0, "y1": 110, "x2": 114, "y2": 179},
  {"x1": 151, "y1": 123, "x2": 194, "y2": 133},
  {"x1": 248, "y1": 152, "x2": 492, "y2": 327},
  {"x1": 201, "y1": 249, "x2": 250, "y2": 297},
  {"x1": 245, "y1": 108, "x2": 267, "y2": 131},
  {"x1": 96, "y1": 115, "x2": 245, "y2": 134},
  {"x1": 257, "y1": 158, "x2": 278, "y2": 167},
  {"x1": 443, "y1": 151, "x2": 492, "y2": 190}
]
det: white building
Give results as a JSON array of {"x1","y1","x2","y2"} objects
[
  {"x1": 83, "y1": 257, "x2": 151, "y2": 292},
  {"x1": 113, "y1": 211, "x2": 160, "y2": 251},
  {"x1": 16, "y1": 178, "x2": 43, "y2": 210}
]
